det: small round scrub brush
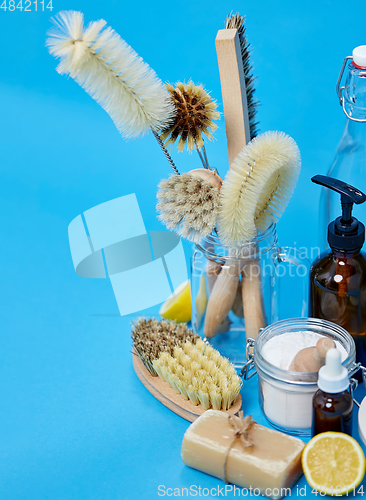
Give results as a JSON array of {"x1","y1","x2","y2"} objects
[
  {"x1": 160, "y1": 81, "x2": 220, "y2": 170},
  {"x1": 217, "y1": 131, "x2": 301, "y2": 246},
  {"x1": 46, "y1": 10, "x2": 179, "y2": 174},
  {"x1": 157, "y1": 172, "x2": 221, "y2": 244}
]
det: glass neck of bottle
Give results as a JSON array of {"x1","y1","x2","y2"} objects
[
  {"x1": 343, "y1": 118, "x2": 366, "y2": 142},
  {"x1": 331, "y1": 247, "x2": 361, "y2": 258},
  {"x1": 343, "y1": 62, "x2": 366, "y2": 126}
]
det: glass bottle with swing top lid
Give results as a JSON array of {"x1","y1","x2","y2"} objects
[{"x1": 319, "y1": 46, "x2": 366, "y2": 250}]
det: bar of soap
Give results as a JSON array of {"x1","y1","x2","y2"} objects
[{"x1": 181, "y1": 410, "x2": 305, "y2": 499}]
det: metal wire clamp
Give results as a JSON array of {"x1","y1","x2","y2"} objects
[
  {"x1": 336, "y1": 55, "x2": 366, "y2": 123},
  {"x1": 347, "y1": 362, "x2": 366, "y2": 408},
  {"x1": 239, "y1": 338, "x2": 256, "y2": 380}
]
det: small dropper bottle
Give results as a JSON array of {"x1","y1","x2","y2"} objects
[{"x1": 312, "y1": 348, "x2": 353, "y2": 437}]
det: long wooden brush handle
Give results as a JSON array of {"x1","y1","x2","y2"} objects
[
  {"x1": 215, "y1": 27, "x2": 266, "y2": 342},
  {"x1": 204, "y1": 260, "x2": 241, "y2": 338},
  {"x1": 232, "y1": 280, "x2": 244, "y2": 318},
  {"x1": 206, "y1": 259, "x2": 222, "y2": 294},
  {"x1": 209, "y1": 28, "x2": 250, "y2": 335},
  {"x1": 215, "y1": 29, "x2": 250, "y2": 167},
  {"x1": 241, "y1": 257, "x2": 266, "y2": 340}
]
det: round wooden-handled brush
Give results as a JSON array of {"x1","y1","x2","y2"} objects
[
  {"x1": 46, "y1": 10, "x2": 180, "y2": 174},
  {"x1": 156, "y1": 172, "x2": 221, "y2": 244}
]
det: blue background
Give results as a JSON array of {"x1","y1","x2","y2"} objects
[{"x1": 1, "y1": 0, "x2": 366, "y2": 498}]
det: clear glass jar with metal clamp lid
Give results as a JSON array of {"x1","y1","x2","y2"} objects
[
  {"x1": 319, "y1": 45, "x2": 366, "y2": 250},
  {"x1": 239, "y1": 317, "x2": 366, "y2": 437}
]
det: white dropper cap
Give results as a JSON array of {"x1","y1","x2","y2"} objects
[
  {"x1": 353, "y1": 46, "x2": 366, "y2": 68},
  {"x1": 318, "y1": 348, "x2": 349, "y2": 393}
]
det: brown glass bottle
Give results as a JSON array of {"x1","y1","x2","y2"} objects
[
  {"x1": 312, "y1": 389, "x2": 353, "y2": 437},
  {"x1": 309, "y1": 249, "x2": 366, "y2": 372}
]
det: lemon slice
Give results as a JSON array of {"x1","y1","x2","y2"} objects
[
  {"x1": 302, "y1": 432, "x2": 366, "y2": 496},
  {"x1": 196, "y1": 275, "x2": 207, "y2": 318},
  {"x1": 159, "y1": 280, "x2": 191, "y2": 323}
]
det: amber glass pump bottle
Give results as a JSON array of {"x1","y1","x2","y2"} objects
[{"x1": 310, "y1": 175, "x2": 366, "y2": 369}]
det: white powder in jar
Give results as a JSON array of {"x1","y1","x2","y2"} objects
[
  {"x1": 259, "y1": 331, "x2": 348, "y2": 431},
  {"x1": 261, "y1": 331, "x2": 348, "y2": 369}
]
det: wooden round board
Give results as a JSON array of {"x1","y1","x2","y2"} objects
[{"x1": 132, "y1": 354, "x2": 242, "y2": 422}]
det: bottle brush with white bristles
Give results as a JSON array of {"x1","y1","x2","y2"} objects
[{"x1": 46, "y1": 10, "x2": 179, "y2": 173}]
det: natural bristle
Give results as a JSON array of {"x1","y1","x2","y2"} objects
[
  {"x1": 131, "y1": 318, "x2": 199, "y2": 376},
  {"x1": 160, "y1": 81, "x2": 220, "y2": 152},
  {"x1": 157, "y1": 173, "x2": 220, "y2": 243},
  {"x1": 153, "y1": 341, "x2": 242, "y2": 411},
  {"x1": 225, "y1": 13, "x2": 259, "y2": 140},
  {"x1": 46, "y1": 11, "x2": 176, "y2": 139},
  {"x1": 217, "y1": 131, "x2": 301, "y2": 245}
]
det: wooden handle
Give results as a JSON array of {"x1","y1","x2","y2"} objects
[
  {"x1": 204, "y1": 260, "x2": 241, "y2": 338},
  {"x1": 215, "y1": 29, "x2": 251, "y2": 167},
  {"x1": 231, "y1": 281, "x2": 244, "y2": 318},
  {"x1": 215, "y1": 28, "x2": 263, "y2": 340},
  {"x1": 316, "y1": 337, "x2": 336, "y2": 358},
  {"x1": 188, "y1": 168, "x2": 223, "y2": 190},
  {"x1": 241, "y1": 260, "x2": 267, "y2": 341},
  {"x1": 289, "y1": 338, "x2": 336, "y2": 373},
  {"x1": 206, "y1": 259, "x2": 222, "y2": 295},
  {"x1": 133, "y1": 354, "x2": 242, "y2": 422}
]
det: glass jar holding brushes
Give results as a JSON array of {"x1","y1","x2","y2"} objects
[{"x1": 191, "y1": 224, "x2": 308, "y2": 366}]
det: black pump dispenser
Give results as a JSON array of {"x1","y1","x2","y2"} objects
[{"x1": 312, "y1": 175, "x2": 366, "y2": 251}]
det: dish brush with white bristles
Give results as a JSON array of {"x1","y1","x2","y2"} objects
[{"x1": 153, "y1": 339, "x2": 242, "y2": 411}]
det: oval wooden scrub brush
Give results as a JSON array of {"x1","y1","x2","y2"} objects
[{"x1": 131, "y1": 318, "x2": 242, "y2": 422}]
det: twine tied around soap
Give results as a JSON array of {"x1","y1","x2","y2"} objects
[{"x1": 223, "y1": 411, "x2": 256, "y2": 484}]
